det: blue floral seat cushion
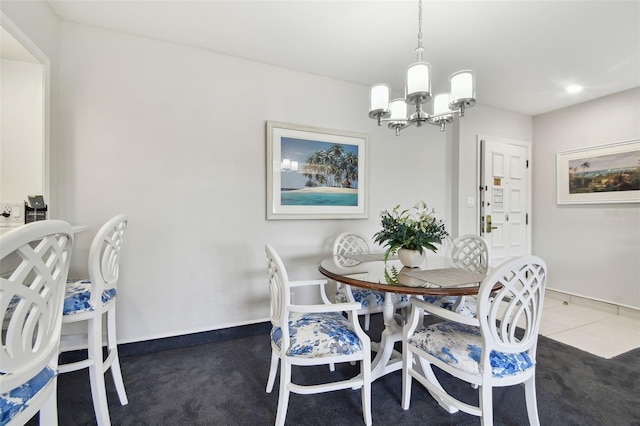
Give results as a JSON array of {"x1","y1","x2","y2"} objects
[
  {"x1": 408, "y1": 321, "x2": 533, "y2": 378},
  {"x1": 423, "y1": 295, "x2": 477, "y2": 317},
  {"x1": 271, "y1": 312, "x2": 362, "y2": 358},
  {"x1": 336, "y1": 288, "x2": 408, "y2": 308},
  {"x1": 0, "y1": 366, "x2": 55, "y2": 425},
  {"x1": 336, "y1": 288, "x2": 383, "y2": 308},
  {"x1": 63, "y1": 280, "x2": 117, "y2": 315}
]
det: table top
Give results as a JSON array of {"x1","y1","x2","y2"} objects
[{"x1": 319, "y1": 253, "x2": 490, "y2": 296}]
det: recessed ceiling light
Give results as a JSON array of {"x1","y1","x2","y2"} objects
[{"x1": 565, "y1": 84, "x2": 583, "y2": 94}]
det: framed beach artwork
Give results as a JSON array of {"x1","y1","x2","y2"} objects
[
  {"x1": 266, "y1": 121, "x2": 368, "y2": 219},
  {"x1": 556, "y1": 138, "x2": 640, "y2": 204}
]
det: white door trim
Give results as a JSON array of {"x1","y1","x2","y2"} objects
[{"x1": 1, "y1": 12, "x2": 51, "y2": 211}]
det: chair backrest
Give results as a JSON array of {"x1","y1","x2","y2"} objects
[
  {"x1": 265, "y1": 244, "x2": 288, "y2": 330},
  {"x1": 0, "y1": 220, "x2": 74, "y2": 392},
  {"x1": 476, "y1": 255, "x2": 546, "y2": 359},
  {"x1": 89, "y1": 215, "x2": 127, "y2": 302},
  {"x1": 333, "y1": 232, "x2": 373, "y2": 267},
  {"x1": 450, "y1": 234, "x2": 490, "y2": 274}
]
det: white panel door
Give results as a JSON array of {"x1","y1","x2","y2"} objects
[{"x1": 480, "y1": 139, "x2": 529, "y2": 266}]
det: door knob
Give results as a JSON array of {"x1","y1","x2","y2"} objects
[{"x1": 486, "y1": 215, "x2": 498, "y2": 233}]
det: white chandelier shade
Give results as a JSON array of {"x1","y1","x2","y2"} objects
[
  {"x1": 369, "y1": 84, "x2": 390, "y2": 118},
  {"x1": 368, "y1": 0, "x2": 476, "y2": 135},
  {"x1": 406, "y1": 62, "x2": 431, "y2": 103},
  {"x1": 389, "y1": 99, "x2": 408, "y2": 121},
  {"x1": 450, "y1": 70, "x2": 476, "y2": 109},
  {"x1": 432, "y1": 93, "x2": 453, "y2": 120}
]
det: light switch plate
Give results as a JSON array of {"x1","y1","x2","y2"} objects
[
  {"x1": 0, "y1": 201, "x2": 24, "y2": 227},
  {"x1": 466, "y1": 197, "x2": 475, "y2": 208}
]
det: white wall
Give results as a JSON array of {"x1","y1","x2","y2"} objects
[
  {"x1": 0, "y1": 59, "x2": 43, "y2": 201},
  {"x1": 56, "y1": 22, "x2": 455, "y2": 343},
  {"x1": 533, "y1": 88, "x2": 640, "y2": 309},
  {"x1": 3, "y1": 2, "x2": 540, "y2": 344}
]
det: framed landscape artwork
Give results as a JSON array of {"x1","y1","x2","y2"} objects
[
  {"x1": 556, "y1": 138, "x2": 640, "y2": 204},
  {"x1": 266, "y1": 121, "x2": 368, "y2": 219}
]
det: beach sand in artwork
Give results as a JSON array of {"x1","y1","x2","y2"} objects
[{"x1": 285, "y1": 187, "x2": 357, "y2": 194}]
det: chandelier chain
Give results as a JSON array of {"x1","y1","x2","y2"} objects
[{"x1": 417, "y1": 0, "x2": 423, "y2": 50}]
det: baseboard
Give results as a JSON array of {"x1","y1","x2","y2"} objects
[
  {"x1": 546, "y1": 288, "x2": 640, "y2": 320},
  {"x1": 59, "y1": 321, "x2": 272, "y2": 363},
  {"x1": 118, "y1": 321, "x2": 272, "y2": 357}
]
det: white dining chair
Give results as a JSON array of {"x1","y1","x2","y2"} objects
[
  {"x1": 424, "y1": 234, "x2": 490, "y2": 317},
  {"x1": 265, "y1": 244, "x2": 372, "y2": 426},
  {"x1": 57, "y1": 214, "x2": 128, "y2": 426},
  {"x1": 402, "y1": 255, "x2": 547, "y2": 425},
  {"x1": 333, "y1": 232, "x2": 408, "y2": 330},
  {"x1": 1, "y1": 220, "x2": 74, "y2": 425}
]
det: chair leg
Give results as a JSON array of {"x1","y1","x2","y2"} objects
[
  {"x1": 106, "y1": 308, "x2": 128, "y2": 405},
  {"x1": 361, "y1": 357, "x2": 372, "y2": 426},
  {"x1": 39, "y1": 378, "x2": 58, "y2": 426},
  {"x1": 452, "y1": 296, "x2": 465, "y2": 313},
  {"x1": 479, "y1": 385, "x2": 493, "y2": 426},
  {"x1": 88, "y1": 316, "x2": 111, "y2": 426},
  {"x1": 525, "y1": 375, "x2": 540, "y2": 426},
  {"x1": 266, "y1": 350, "x2": 279, "y2": 393},
  {"x1": 401, "y1": 349, "x2": 413, "y2": 410},
  {"x1": 275, "y1": 360, "x2": 291, "y2": 426}
]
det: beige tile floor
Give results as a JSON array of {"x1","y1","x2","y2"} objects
[{"x1": 540, "y1": 291, "x2": 640, "y2": 359}]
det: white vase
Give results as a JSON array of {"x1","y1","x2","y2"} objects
[{"x1": 398, "y1": 248, "x2": 425, "y2": 268}]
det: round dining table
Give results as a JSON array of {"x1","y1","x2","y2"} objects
[{"x1": 318, "y1": 253, "x2": 489, "y2": 382}]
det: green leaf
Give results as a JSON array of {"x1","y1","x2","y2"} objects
[{"x1": 373, "y1": 201, "x2": 449, "y2": 255}]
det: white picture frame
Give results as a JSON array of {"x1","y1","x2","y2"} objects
[
  {"x1": 556, "y1": 138, "x2": 640, "y2": 204},
  {"x1": 266, "y1": 121, "x2": 368, "y2": 219}
]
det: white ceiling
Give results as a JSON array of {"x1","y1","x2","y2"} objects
[{"x1": 46, "y1": 0, "x2": 640, "y2": 116}]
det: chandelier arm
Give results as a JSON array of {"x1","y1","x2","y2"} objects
[
  {"x1": 377, "y1": 109, "x2": 462, "y2": 124},
  {"x1": 430, "y1": 109, "x2": 460, "y2": 120}
]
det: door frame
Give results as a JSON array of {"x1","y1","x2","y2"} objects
[
  {"x1": 477, "y1": 135, "x2": 533, "y2": 259},
  {"x1": 1, "y1": 11, "x2": 51, "y2": 210}
]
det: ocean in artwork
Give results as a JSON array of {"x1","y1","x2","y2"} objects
[{"x1": 281, "y1": 191, "x2": 358, "y2": 206}]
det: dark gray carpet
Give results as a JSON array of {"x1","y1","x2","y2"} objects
[{"x1": 28, "y1": 314, "x2": 640, "y2": 425}]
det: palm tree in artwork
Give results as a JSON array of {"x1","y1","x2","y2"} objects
[
  {"x1": 328, "y1": 144, "x2": 346, "y2": 186},
  {"x1": 568, "y1": 166, "x2": 579, "y2": 191},
  {"x1": 340, "y1": 152, "x2": 358, "y2": 188},
  {"x1": 580, "y1": 161, "x2": 591, "y2": 188},
  {"x1": 303, "y1": 144, "x2": 358, "y2": 188},
  {"x1": 305, "y1": 150, "x2": 332, "y2": 186}
]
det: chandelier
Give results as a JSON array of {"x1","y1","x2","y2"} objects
[{"x1": 368, "y1": 0, "x2": 476, "y2": 135}]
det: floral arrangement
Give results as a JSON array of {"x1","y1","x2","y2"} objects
[{"x1": 373, "y1": 201, "x2": 449, "y2": 260}]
